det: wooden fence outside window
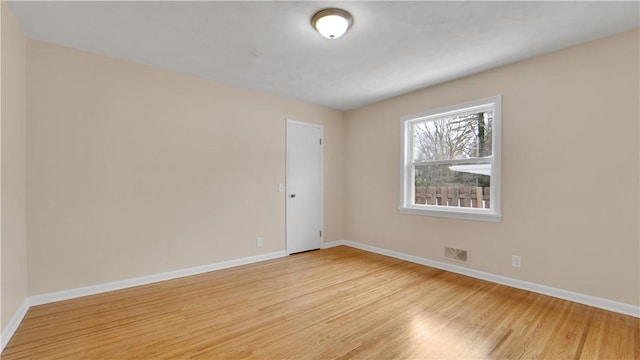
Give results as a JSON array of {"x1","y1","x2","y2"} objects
[{"x1": 415, "y1": 185, "x2": 490, "y2": 209}]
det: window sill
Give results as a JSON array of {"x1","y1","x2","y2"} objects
[{"x1": 399, "y1": 206, "x2": 501, "y2": 223}]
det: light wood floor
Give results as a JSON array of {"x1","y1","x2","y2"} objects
[{"x1": 3, "y1": 246, "x2": 638, "y2": 359}]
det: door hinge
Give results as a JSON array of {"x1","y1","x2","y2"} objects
[
  {"x1": 319, "y1": 138, "x2": 322, "y2": 145},
  {"x1": 320, "y1": 230, "x2": 322, "y2": 237}
]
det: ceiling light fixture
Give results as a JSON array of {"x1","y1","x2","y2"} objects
[{"x1": 311, "y1": 8, "x2": 353, "y2": 40}]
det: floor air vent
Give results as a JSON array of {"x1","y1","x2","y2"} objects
[{"x1": 444, "y1": 247, "x2": 468, "y2": 263}]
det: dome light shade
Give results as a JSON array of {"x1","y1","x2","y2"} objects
[{"x1": 311, "y1": 8, "x2": 353, "y2": 40}]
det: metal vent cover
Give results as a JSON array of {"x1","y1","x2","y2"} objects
[{"x1": 445, "y1": 247, "x2": 469, "y2": 263}]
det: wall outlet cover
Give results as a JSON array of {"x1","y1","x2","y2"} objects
[{"x1": 512, "y1": 255, "x2": 521, "y2": 268}]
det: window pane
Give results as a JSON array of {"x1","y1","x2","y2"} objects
[
  {"x1": 414, "y1": 162, "x2": 491, "y2": 208},
  {"x1": 413, "y1": 111, "x2": 493, "y2": 162}
]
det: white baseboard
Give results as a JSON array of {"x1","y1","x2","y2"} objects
[
  {"x1": 0, "y1": 250, "x2": 287, "y2": 354},
  {"x1": 338, "y1": 240, "x2": 639, "y2": 318},
  {"x1": 1, "y1": 299, "x2": 29, "y2": 352},
  {"x1": 29, "y1": 250, "x2": 288, "y2": 306},
  {"x1": 321, "y1": 240, "x2": 347, "y2": 248}
]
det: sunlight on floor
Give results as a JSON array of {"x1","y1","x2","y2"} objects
[{"x1": 410, "y1": 313, "x2": 493, "y2": 358}]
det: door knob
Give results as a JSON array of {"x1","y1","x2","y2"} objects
[{"x1": 290, "y1": 194, "x2": 296, "y2": 198}]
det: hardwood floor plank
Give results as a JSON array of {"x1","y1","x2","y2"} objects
[{"x1": 2, "y1": 246, "x2": 638, "y2": 359}]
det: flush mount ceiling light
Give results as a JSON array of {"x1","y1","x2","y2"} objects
[{"x1": 311, "y1": 8, "x2": 353, "y2": 40}]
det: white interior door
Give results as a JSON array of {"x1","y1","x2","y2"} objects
[{"x1": 286, "y1": 120, "x2": 322, "y2": 254}]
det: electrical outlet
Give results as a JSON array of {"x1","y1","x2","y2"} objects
[
  {"x1": 512, "y1": 255, "x2": 521, "y2": 268},
  {"x1": 256, "y1": 237, "x2": 264, "y2": 247}
]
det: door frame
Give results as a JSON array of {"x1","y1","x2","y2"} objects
[{"x1": 285, "y1": 119, "x2": 324, "y2": 255}]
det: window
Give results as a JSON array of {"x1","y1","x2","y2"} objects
[{"x1": 400, "y1": 96, "x2": 501, "y2": 222}]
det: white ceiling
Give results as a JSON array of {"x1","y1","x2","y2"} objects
[{"x1": 8, "y1": 1, "x2": 639, "y2": 111}]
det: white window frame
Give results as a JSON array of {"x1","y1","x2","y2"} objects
[{"x1": 399, "y1": 95, "x2": 502, "y2": 222}]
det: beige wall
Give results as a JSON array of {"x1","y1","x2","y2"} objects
[
  {"x1": 1, "y1": 2, "x2": 28, "y2": 332},
  {"x1": 26, "y1": 40, "x2": 344, "y2": 295},
  {"x1": 344, "y1": 30, "x2": 640, "y2": 306}
]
